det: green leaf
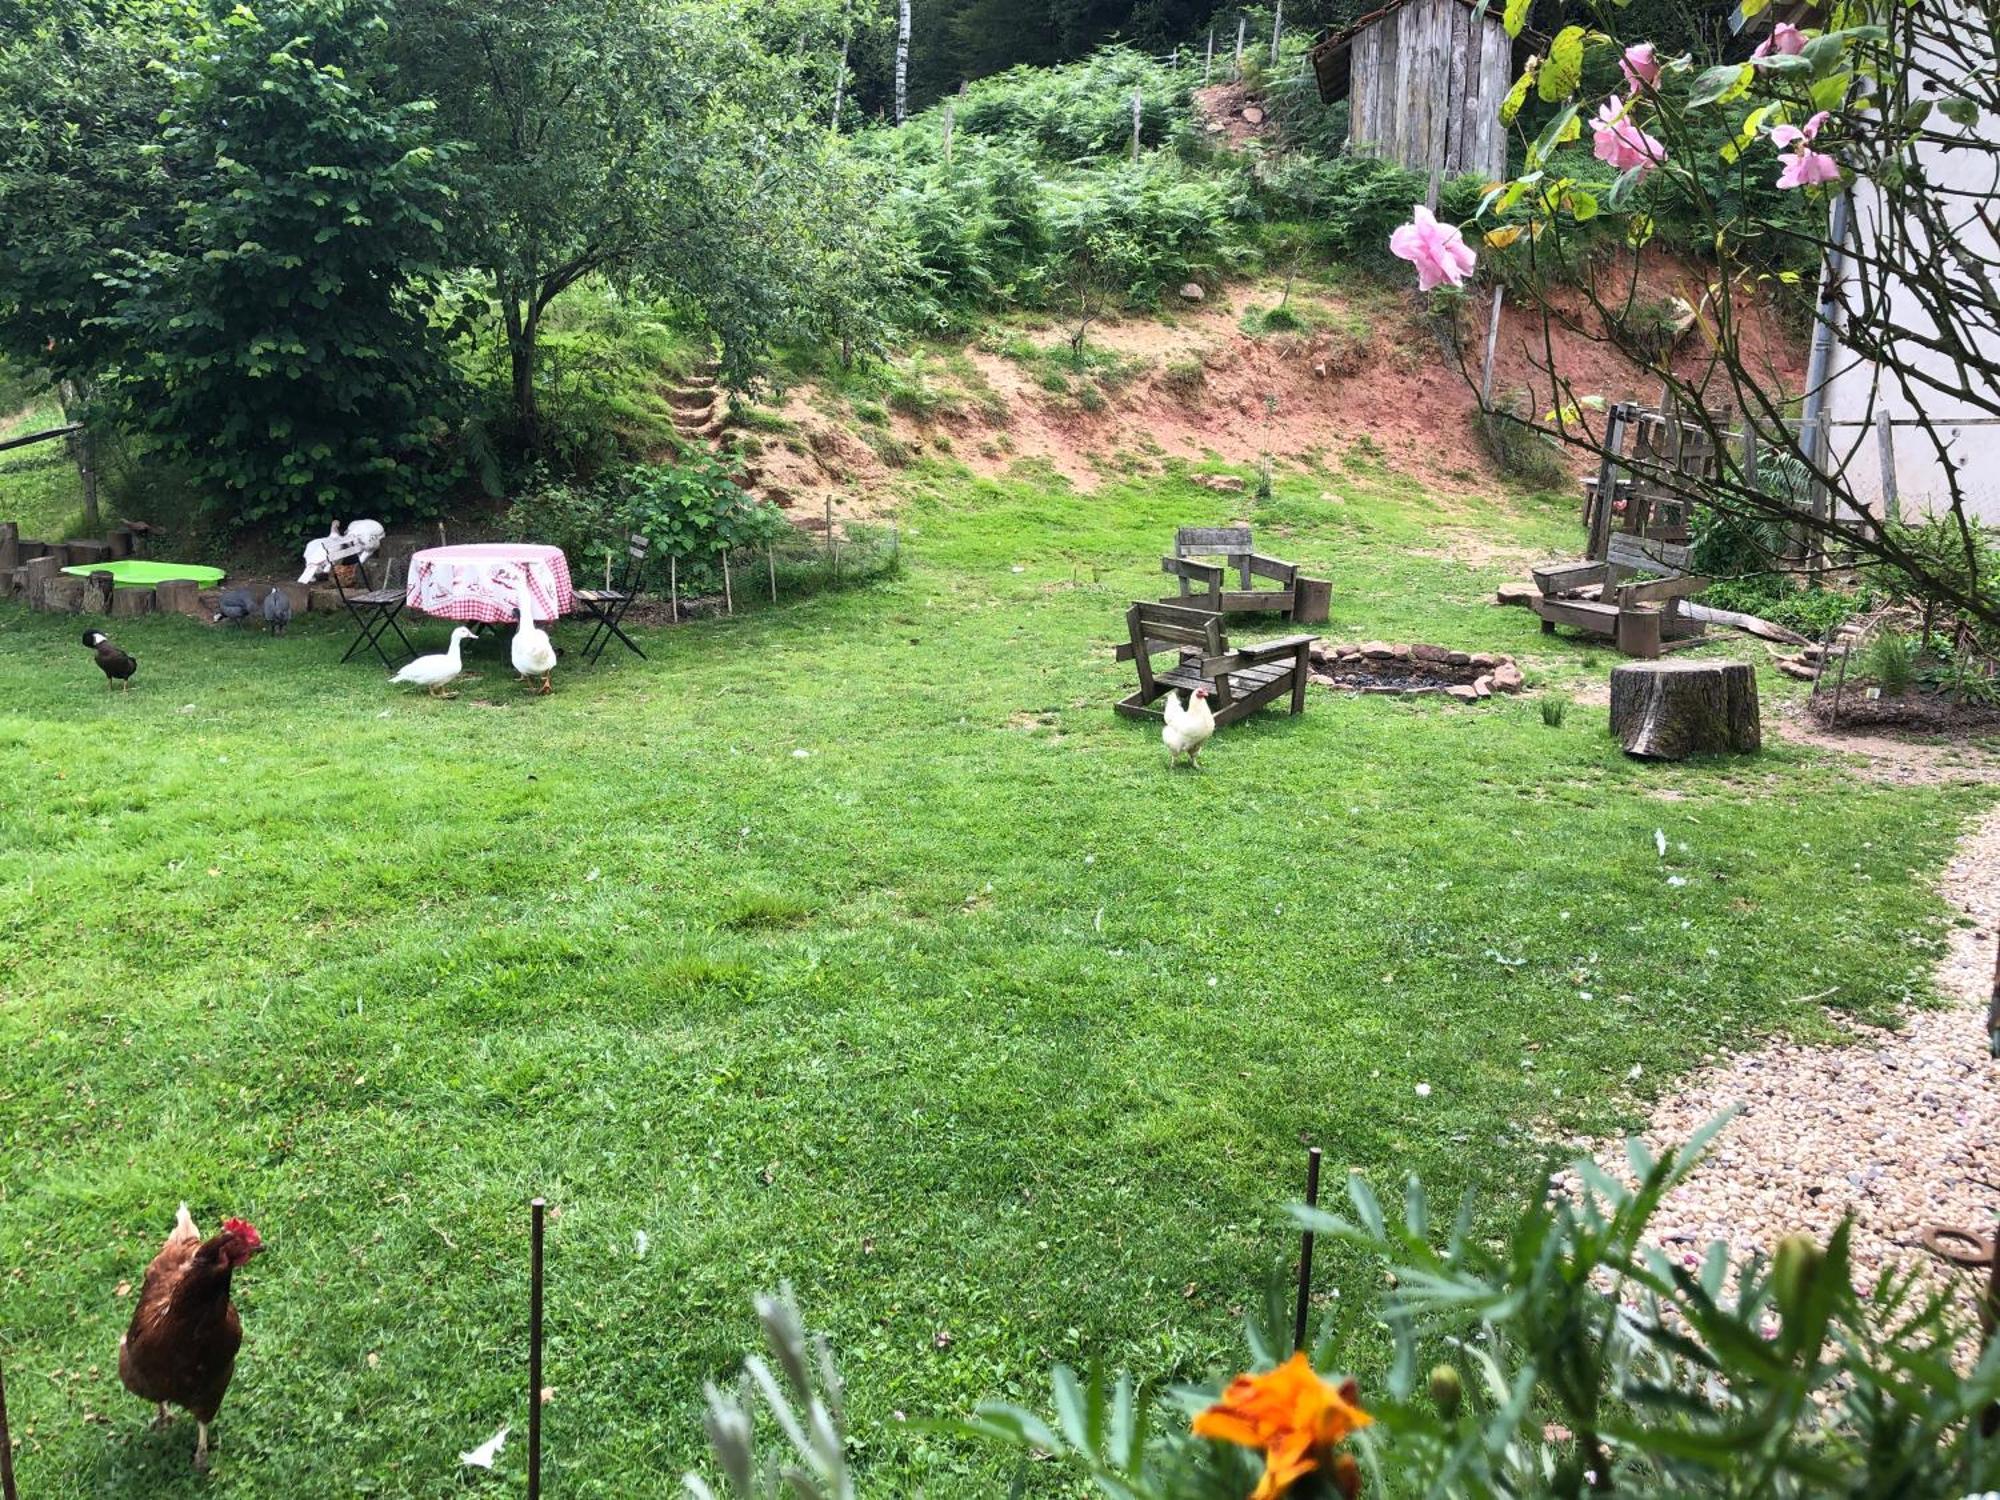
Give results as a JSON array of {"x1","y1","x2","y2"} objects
[
  {"x1": 1538, "y1": 26, "x2": 1587, "y2": 102},
  {"x1": 1802, "y1": 33, "x2": 1847, "y2": 75},
  {"x1": 1688, "y1": 63, "x2": 1752, "y2": 108},
  {"x1": 1739, "y1": 0, "x2": 1771, "y2": 15},
  {"x1": 1502, "y1": 0, "x2": 1532, "y2": 39},
  {"x1": 1941, "y1": 96, "x2": 1979, "y2": 127},
  {"x1": 1499, "y1": 59, "x2": 1536, "y2": 124},
  {"x1": 1347, "y1": 1173, "x2": 1386, "y2": 1238},
  {"x1": 1528, "y1": 103, "x2": 1580, "y2": 167}
]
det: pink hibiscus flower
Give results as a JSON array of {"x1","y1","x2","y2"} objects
[
  {"x1": 1777, "y1": 148, "x2": 1841, "y2": 188},
  {"x1": 1592, "y1": 96, "x2": 1668, "y2": 175},
  {"x1": 1753, "y1": 22, "x2": 1806, "y2": 58},
  {"x1": 1620, "y1": 43, "x2": 1661, "y2": 92},
  {"x1": 1389, "y1": 205, "x2": 1477, "y2": 291},
  {"x1": 1770, "y1": 110, "x2": 1830, "y2": 149}
]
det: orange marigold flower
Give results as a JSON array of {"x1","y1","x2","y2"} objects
[{"x1": 1192, "y1": 1352, "x2": 1371, "y2": 1500}]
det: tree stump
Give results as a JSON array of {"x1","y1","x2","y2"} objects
[
  {"x1": 23, "y1": 555, "x2": 60, "y2": 610},
  {"x1": 109, "y1": 586, "x2": 154, "y2": 619},
  {"x1": 81, "y1": 569, "x2": 114, "y2": 615},
  {"x1": 0, "y1": 522, "x2": 16, "y2": 575},
  {"x1": 155, "y1": 579, "x2": 199, "y2": 617},
  {"x1": 43, "y1": 575, "x2": 85, "y2": 613},
  {"x1": 1610, "y1": 659, "x2": 1760, "y2": 759}
]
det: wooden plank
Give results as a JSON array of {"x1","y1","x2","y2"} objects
[
  {"x1": 0, "y1": 523, "x2": 14, "y2": 574},
  {"x1": 1615, "y1": 574, "x2": 1706, "y2": 605},
  {"x1": 1175, "y1": 526, "x2": 1252, "y2": 553},
  {"x1": 1532, "y1": 560, "x2": 1607, "y2": 593},
  {"x1": 1533, "y1": 597, "x2": 1621, "y2": 632},
  {"x1": 1444, "y1": 0, "x2": 1469, "y2": 172},
  {"x1": 1607, "y1": 532, "x2": 1692, "y2": 573}
]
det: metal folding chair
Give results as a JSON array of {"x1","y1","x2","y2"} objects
[
  {"x1": 574, "y1": 533, "x2": 650, "y2": 662},
  {"x1": 335, "y1": 551, "x2": 417, "y2": 666}
]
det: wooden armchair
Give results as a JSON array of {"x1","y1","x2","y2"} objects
[
  {"x1": 1532, "y1": 533, "x2": 1709, "y2": 659},
  {"x1": 1113, "y1": 602, "x2": 1314, "y2": 726},
  {"x1": 1163, "y1": 525, "x2": 1329, "y2": 623}
]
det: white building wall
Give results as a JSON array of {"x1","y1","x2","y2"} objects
[{"x1": 1821, "y1": 5, "x2": 2000, "y2": 525}]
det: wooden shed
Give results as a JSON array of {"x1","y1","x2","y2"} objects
[{"x1": 1309, "y1": 0, "x2": 1520, "y2": 184}]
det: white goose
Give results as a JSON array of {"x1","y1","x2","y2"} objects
[
  {"x1": 390, "y1": 626, "x2": 477, "y2": 696},
  {"x1": 510, "y1": 576, "x2": 558, "y2": 695}
]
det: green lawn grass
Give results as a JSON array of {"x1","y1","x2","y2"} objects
[
  {"x1": 0, "y1": 457, "x2": 1983, "y2": 1495},
  {"x1": 0, "y1": 398, "x2": 86, "y2": 540}
]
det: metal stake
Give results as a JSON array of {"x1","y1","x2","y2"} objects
[
  {"x1": 768, "y1": 544, "x2": 777, "y2": 603},
  {"x1": 1, "y1": 1347, "x2": 18, "y2": 1500},
  {"x1": 529, "y1": 1197, "x2": 545, "y2": 1500},
  {"x1": 1292, "y1": 1146, "x2": 1323, "y2": 1351}
]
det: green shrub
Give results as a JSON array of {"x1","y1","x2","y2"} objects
[
  {"x1": 1161, "y1": 357, "x2": 1206, "y2": 397},
  {"x1": 1541, "y1": 694, "x2": 1570, "y2": 727},
  {"x1": 1476, "y1": 402, "x2": 1571, "y2": 491},
  {"x1": 1864, "y1": 628, "x2": 1916, "y2": 694}
]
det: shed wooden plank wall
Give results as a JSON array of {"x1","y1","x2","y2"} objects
[{"x1": 1345, "y1": 0, "x2": 1510, "y2": 183}]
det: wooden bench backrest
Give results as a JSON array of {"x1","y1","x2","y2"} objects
[
  {"x1": 1119, "y1": 603, "x2": 1226, "y2": 695},
  {"x1": 1607, "y1": 532, "x2": 1692, "y2": 575},
  {"x1": 1175, "y1": 525, "x2": 1252, "y2": 558}
]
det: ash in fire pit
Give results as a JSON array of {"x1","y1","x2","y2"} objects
[{"x1": 1310, "y1": 641, "x2": 1526, "y2": 701}]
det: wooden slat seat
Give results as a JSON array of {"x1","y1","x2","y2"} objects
[{"x1": 1114, "y1": 601, "x2": 1314, "y2": 727}]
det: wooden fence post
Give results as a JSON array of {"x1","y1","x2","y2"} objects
[
  {"x1": 1875, "y1": 409, "x2": 1899, "y2": 524},
  {"x1": 942, "y1": 102, "x2": 954, "y2": 164},
  {"x1": 722, "y1": 550, "x2": 733, "y2": 616},
  {"x1": 1132, "y1": 88, "x2": 1142, "y2": 160},
  {"x1": 767, "y1": 544, "x2": 777, "y2": 603},
  {"x1": 670, "y1": 555, "x2": 679, "y2": 623},
  {"x1": 1478, "y1": 285, "x2": 1504, "y2": 411},
  {"x1": 1235, "y1": 15, "x2": 1246, "y2": 76},
  {"x1": 1270, "y1": 0, "x2": 1284, "y2": 63},
  {"x1": 1, "y1": 1346, "x2": 18, "y2": 1500},
  {"x1": 1204, "y1": 28, "x2": 1214, "y2": 83},
  {"x1": 0, "y1": 522, "x2": 16, "y2": 575}
]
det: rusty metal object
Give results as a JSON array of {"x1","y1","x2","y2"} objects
[
  {"x1": 1988, "y1": 930, "x2": 1999, "y2": 1059},
  {"x1": 1920, "y1": 1222, "x2": 1999, "y2": 1436}
]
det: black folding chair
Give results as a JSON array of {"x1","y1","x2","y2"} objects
[
  {"x1": 574, "y1": 533, "x2": 650, "y2": 662},
  {"x1": 335, "y1": 551, "x2": 417, "y2": 666}
]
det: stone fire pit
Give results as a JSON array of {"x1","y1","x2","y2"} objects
[{"x1": 1310, "y1": 641, "x2": 1526, "y2": 701}]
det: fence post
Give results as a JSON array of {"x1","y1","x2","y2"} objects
[
  {"x1": 942, "y1": 101, "x2": 954, "y2": 164},
  {"x1": 1271, "y1": 0, "x2": 1284, "y2": 63},
  {"x1": 1478, "y1": 285, "x2": 1504, "y2": 411},
  {"x1": 767, "y1": 543, "x2": 777, "y2": 603},
  {"x1": 1875, "y1": 408, "x2": 1899, "y2": 524},
  {"x1": 1235, "y1": 15, "x2": 1246, "y2": 76},
  {"x1": 670, "y1": 555, "x2": 679, "y2": 622},
  {"x1": 527, "y1": 1198, "x2": 545, "y2": 1500},
  {"x1": 0, "y1": 1346, "x2": 17, "y2": 1500},
  {"x1": 722, "y1": 549, "x2": 733, "y2": 616},
  {"x1": 1132, "y1": 87, "x2": 1142, "y2": 160},
  {"x1": 1204, "y1": 27, "x2": 1214, "y2": 83}
]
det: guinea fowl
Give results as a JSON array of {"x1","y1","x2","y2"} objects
[
  {"x1": 213, "y1": 589, "x2": 255, "y2": 626},
  {"x1": 82, "y1": 629, "x2": 137, "y2": 689},
  {"x1": 118, "y1": 1207, "x2": 264, "y2": 1471},
  {"x1": 261, "y1": 588, "x2": 292, "y2": 636}
]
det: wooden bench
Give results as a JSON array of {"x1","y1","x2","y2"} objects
[
  {"x1": 1163, "y1": 526, "x2": 1328, "y2": 623},
  {"x1": 1113, "y1": 601, "x2": 1315, "y2": 726},
  {"x1": 1531, "y1": 532, "x2": 1709, "y2": 659}
]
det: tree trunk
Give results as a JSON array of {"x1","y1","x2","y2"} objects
[
  {"x1": 502, "y1": 289, "x2": 541, "y2": 447},
  {"x1": 1610, "y1": 660, "x2": 1761, "y2": 759},
  {"x1": 830, "y1": 0, "x2": 851, "y2": 129},
  {"x1": 894, "y1": 0, "x2": 910, "y2": 123}
]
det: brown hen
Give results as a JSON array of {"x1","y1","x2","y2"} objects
[{"x1": 117, "y1": 1205, "x2": 263, "y2": 1470}]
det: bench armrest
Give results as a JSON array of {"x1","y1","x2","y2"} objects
[
  {"x1": 1205, "y1": 633, "x2": 1316, "y2": 674},
  {"x1": 1247, "y1": 553, "x2": 1298, "y2": 584},
  {"x1": 1162, "y1": 555, "x2": 1225, "y2": 585}
]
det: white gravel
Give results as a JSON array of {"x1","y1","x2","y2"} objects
[{"x1": 1568, "y1": 803, "x2": 1999, "y2": 1299}]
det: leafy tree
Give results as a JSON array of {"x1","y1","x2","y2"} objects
[
  {"x1": 91, "y1": 0, "x2": 462, "y2": 526},
  {"x1": 390, "y1": 0, "x2": 857, "y2": 444}
]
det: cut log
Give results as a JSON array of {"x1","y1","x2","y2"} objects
[
  {"x1": 156, "y1": 579, "x2": 200, "y2": 617},
  {"x1": 107, "y1": 527, "x2": 135, "y2": 560},
  {"x1": 0, "y1": 522, "x2": 16, "y2": 574},
  {"x1": 81, "y1": 569, "x2": 114, "y2": 615},
  {"x1": 67, "y1": 539, "x2": 113, "y2": 567},
  {"x1": 1682, "y1": 601, "x2": 1810, "y2": 646},
  {"x1": 109, "y1": 586, "x2": 154, "y2": 619},
  {"x1": 1610, "y1": 659, "x2": 1761, "y2": 759},
  {"x1": 23, "y1": 555, "x2": 60, "y2": 610},
  {"x1": 44, "y1": 574, "x2": 85, "y2": 613}
]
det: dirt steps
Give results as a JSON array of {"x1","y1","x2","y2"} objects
[{"x1": 666, "y1": 362, "x2": 803, "y2": 512}]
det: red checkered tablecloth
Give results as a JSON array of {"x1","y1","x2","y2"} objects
[{"x1": 407, "y1": 544, "x2": 573, "y2": 625}]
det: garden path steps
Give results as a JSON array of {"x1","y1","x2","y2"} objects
[{"x1": 667, "y1": 363, "x2": 799, "y2": 515}]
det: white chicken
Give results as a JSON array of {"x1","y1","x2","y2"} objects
[
  {"x1": 509, "y1": 577, "x2": 557, "y2": 695},
  {"x1": 390, "y1": 626, "x2": 477, "y2": 696},
  {"x1": 1161, "y1": 684, "x2": 1215, "y2": 769}
]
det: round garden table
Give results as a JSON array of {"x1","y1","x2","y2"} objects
[{"x1": 406, "y1": 543, "x2": 574, "y2": 625}]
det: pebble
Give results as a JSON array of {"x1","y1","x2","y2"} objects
[{"x1": 1569, "y1": 806, "x2": 2000, "y2": 1315}]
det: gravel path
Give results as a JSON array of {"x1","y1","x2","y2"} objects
[{"x1": 1568, "y1": 802, "x2": 1999, "y2": 1298}]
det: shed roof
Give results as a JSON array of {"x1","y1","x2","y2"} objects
[{"x1": 1309, "y1": 0, "x2": 1524, "y2": 104}]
